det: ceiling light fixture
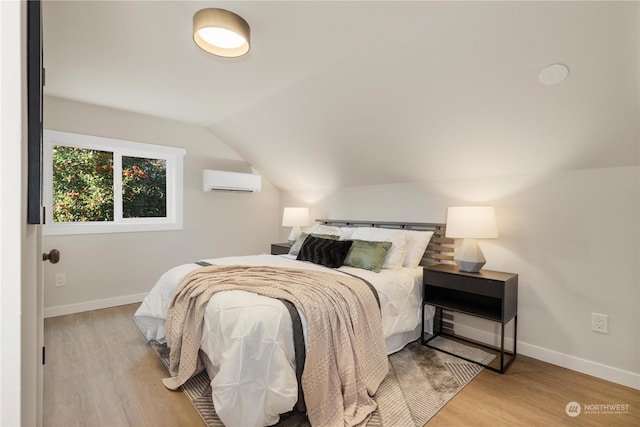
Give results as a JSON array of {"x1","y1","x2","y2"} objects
[{"x1": 193, "y1": 8, "x2": 250, "y2": 58}]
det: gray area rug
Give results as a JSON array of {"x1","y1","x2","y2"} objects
[{"x1": 150, "y1": 337, "x2": 493, "y2": 426}]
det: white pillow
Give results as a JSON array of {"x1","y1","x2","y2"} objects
[
  {"x1": 306, "y1": 224, "x2": 341, "y2": 236},
  {"x1": 339, "y1": 227, "x2": 357, "y2": 240},
  {"x1": 401, "y1": 230, "x2": 434, "y2": 267},
  {"x1": 350, "y1": 227, "x2": 408, "y2": 269}
]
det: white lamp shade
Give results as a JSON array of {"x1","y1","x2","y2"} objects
[
  {"x1": 282, "y1": 207, "x2": 310, "y2": 227},
  {"x1": 282, "y1": 207, "x2": 310, "y2": 244},
  {"x1": 445, "y1": 206, "x2": 498, "y2": 239}
]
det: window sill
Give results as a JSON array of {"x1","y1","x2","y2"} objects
[{"x1": 43, "y1": 220, "x2": 183, "y2": 236}]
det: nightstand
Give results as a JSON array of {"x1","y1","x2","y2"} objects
[
  {"x1": 270, "y1": 242, "x2": 292, "y2": 255},
  {"x1": 422, "y1": 263, "x2": 518, "y2": 373}
]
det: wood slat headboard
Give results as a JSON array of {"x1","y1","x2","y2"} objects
[{"x1": 315, "y1": 219, "x2": 455, "y2": 266}]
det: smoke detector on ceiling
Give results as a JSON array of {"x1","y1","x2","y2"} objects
[{"x1": 538, "y1": 63, "x2": 569, "y2": 85}]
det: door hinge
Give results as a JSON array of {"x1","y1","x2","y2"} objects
[{"x1": 42, "y1": 346, "x2": 45, "y2": 365}]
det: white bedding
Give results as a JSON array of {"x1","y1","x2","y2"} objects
[{"x1": 134, "y1": 254, "x2": 433, "y2": 426}]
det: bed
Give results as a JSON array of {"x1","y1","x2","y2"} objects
[{"x1": 134, "y1": 220, "x2": 453, "y2": 427}]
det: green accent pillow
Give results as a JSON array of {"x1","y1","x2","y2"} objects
[
  {"x1": 289, "y1": 232, "x2": 339, "y2": 256},
  {"x1": 343, "y1": 240, "x2": 392, "y2": 273}
]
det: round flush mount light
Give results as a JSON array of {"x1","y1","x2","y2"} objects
[
  {"x1": 538, "y1": 63, "x2": 569, "y2": 85},
  {"x1": 193, "y1": 8, "x2": 250, "y2": 58}
]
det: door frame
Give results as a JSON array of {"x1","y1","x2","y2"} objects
[
  {"x1": 0, "y1": 1, "x2": 26, "y2": 425},
  {"x1": 0, "y1": 1, "x2": 42, "y2": 426}
]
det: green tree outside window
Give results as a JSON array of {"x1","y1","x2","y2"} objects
[
  {"x1": 52, "y1": 146, "x2": 114, "y2": 222},
  {"x1": 122, "y1": 156, "x2": 167, "y2": 218},
  {"x1": 52, "y1": 147, "x2": 167, "y2": 222}
]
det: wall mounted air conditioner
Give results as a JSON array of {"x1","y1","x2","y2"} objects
[{"x1": 202, "y1": 169, "x2": 261, "y2": 193}]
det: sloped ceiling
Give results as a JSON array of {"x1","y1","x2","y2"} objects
[{"x1": 43, "y1": 1, "x2": 639, "y2": 192}]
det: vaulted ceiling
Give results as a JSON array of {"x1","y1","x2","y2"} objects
[{"x1": 43, "y1": 1, "x2": 639, "y2": 192}]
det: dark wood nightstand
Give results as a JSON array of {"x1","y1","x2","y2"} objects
[
  {"x1": 422, "y1": 263, "x2": 518, "y2": 373},
  {"x1": 270, "y1": 242, "x2": 292, "y2": 255}
]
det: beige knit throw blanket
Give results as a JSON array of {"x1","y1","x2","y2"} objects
[{"x1": 162, "y1": 264, "x2": 388, "y2": 427}]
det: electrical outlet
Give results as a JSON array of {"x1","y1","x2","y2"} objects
[
  {"x1": 591, "y1": 313, "x2": 608, "y2": 334},
  {"x1": 55, "y1": 273, "x2": 66, "y2": 287}
]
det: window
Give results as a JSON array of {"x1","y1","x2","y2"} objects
[{"x1": 43, "y1": 130, "x2": 185, "y2": 235}]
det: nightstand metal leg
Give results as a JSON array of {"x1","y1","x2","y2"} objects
[
  {"x1": 421, "y1": 303, "x2": 425, "y2": 344},
  {"x1": 514, "y1": 315, "x2": 518, "y2": 357},
  {"x1": 421, "y1": 305, "x2": 442, "y2": 345},
  {"x1": 500, "y1": 321, "x2": 505, "y2": 372}
]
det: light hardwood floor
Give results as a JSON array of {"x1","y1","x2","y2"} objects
[{"x1": 44, "y1": 304, "x2": 640, "y2": 426}]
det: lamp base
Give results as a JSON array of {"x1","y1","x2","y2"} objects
[
  {"x1": 455, "y1": 259, "x2": 486, "y2": 273},
  {"x1": 454, "y1": 238, "x2": 486, "y2": 273},
  {"x1": 287, "y1": 226, "x2": 302, "y2": 244}
]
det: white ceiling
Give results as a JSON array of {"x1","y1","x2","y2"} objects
[{"x1": 43, "y1": 1, "x2": 639, "y2": 192}]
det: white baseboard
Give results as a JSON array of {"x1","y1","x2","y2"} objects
[
  {"x1": 44, "y1": 293, "x2": 148, "y2": 318},
  {"x1": 452, "y1": 322, "x2": 640, "y2": 390},
  {"x1": 518, "y1": 341, "x2": 640, "y2": 390}
]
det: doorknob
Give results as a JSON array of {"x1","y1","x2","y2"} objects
[{"x1": 43, "y1": 249, "x2": 60, "y2": 264}]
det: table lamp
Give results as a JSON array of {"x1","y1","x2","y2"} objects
[
  {"x1": 282, "y1": 207, "x2": 310, "y2": 244},
  {"x1": 445, "y1": 206, "x2": 498, "y2": 273}
]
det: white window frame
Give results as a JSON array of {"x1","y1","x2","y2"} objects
[{"x1": 43, "y1": 129, "x2": 186, "y2": 236}]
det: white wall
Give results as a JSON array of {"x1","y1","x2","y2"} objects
[
  {"x1": 42, "y1": 97, "x2": 280, "y2": 316},
  {"x1": 282, "y1": 165, "x2": 640, "y2": 388}
]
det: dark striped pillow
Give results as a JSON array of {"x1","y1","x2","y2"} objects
[
  {"x1": 296, "y1": 235, "x2": 353, "y2": 268},
  {"x1": 288, "y1": 232, "x2": 339, "y2": 256}
]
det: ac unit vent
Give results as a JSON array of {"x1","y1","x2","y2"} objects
[{"x1": 202, "y1": 170, "x2": 261, "y2": 193}]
